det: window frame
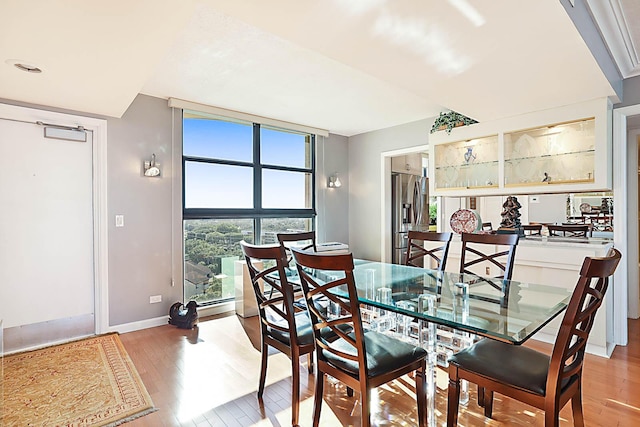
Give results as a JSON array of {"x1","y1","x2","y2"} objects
[{"x1": 182, "y1": 117, "x2": 316, "y2": 240}]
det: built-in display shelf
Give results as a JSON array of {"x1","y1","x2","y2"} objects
[{"x1": 429, "y1": 98, "x2": 611, "y2": 197}]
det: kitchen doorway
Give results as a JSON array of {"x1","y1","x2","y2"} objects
[{"x1": 380, "y1": 146, "x2": 429, "y2": 263}]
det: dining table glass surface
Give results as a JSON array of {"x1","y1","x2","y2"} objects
[
  {"x1": 283, "y1": 257, "x2": 575, "y2": 426},
  {"x1": 305, "y1": 259, "x2": 573, "y2": 345}
]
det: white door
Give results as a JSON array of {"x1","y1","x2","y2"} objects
[{"x1": 0, "y1": 118, "x2": 94, "y2": 329}]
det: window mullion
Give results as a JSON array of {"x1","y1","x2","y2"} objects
[
  {"x1": 311, "y1": 135, "x2": 316, "y2": 212},
  {"x1": 182, "y1": 113, "x2": 317, "y2": 307},
  {"x1": 254, "y1": 123, "x2": 261, "y2": 212}
]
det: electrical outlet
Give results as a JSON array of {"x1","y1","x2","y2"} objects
[
  {"x1": 149, "y1": 295, "x2": 162, "y2": 304},
  {"x1": 485, "y1": 266, "x2": 491, "y2": 275},
  {"x1": 115, "y1": 215, "x2": 124, "y2": 227}
]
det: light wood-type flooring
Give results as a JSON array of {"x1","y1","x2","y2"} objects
[{"x1": 120, "y1": 312, "x2": 640, "y2": 426}]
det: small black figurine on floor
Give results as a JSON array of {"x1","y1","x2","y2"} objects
[
  {"x1": 542, "y1": 172, "x2": 551, "y2": 182},
  {"x1": 168, "y1": 300, "x2": 199, "y2": 329}
]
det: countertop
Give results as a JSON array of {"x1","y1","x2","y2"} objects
[{"x1": 449, "y1": 233, "x2": 613, "y2": 248}]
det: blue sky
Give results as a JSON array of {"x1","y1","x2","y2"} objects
[{"x1": 183, "y1": 118, "x2": 310, "y2": 209}]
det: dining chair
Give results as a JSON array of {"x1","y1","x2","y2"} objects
[
  {"x1": 522, "y1": 224, "x2": 542, "y2": 236},
  {"x1": 291, "y1": 247, "x2": 428, "y2": 427},
  {"x1": 277, "y1": 231, "x2": 317, "y2": 292},
  {"x1": 548, "y1": 224, "x2": 591, "y2": 238},
  {"x1": 276, "y1": 232, "x2": 354, "y2": 396},
  {"x1": 404, "y1": 230, "x2": 452, "y2": 271},
  {"x1": 446, "y1": 248, "x2": 621, "y2": 427},
  {"x1": 459, "y1": 232, "x2": 519, "y2": 285},
  {"x1": 456, "y1": 232, "x2": 520, "y2": 401},
  {"x1": 277, "y1": 231, "x2": 316, "y2": 263},
  {"x1": 277, "y1": 231, "x2": 327, "y2": 310},
  {"x1": 240, "y1": 241, "x2": 314, "y2": 427}
]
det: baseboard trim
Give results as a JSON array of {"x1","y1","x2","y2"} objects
[
  {"x1": 106, "y1": 316, "x2": 168, "y2": 334},
  {"x1": 197, "y1": 301, "x2": 235, "y2": 318},
  {"x1": 106, "y1": 302, "x2": 235, "y2": 334}
]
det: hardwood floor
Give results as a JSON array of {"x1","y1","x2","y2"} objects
[{"x1": 120, "y1": 313, "x2": 640, "y2": 426}]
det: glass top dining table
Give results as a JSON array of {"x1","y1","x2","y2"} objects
[
  {"x1": 304, "y1": 259, "x2": 573, "y2": 345},
  {"x1": 285, "y1": 258, "x2": 575, "y2": 426}
]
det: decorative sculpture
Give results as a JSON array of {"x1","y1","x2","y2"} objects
[
  {"x1": 499, "y1": 196, "x2": 522, "y2": 232},
  {"x1": 464, "y1": 147, "x2": 476, "y2": 164}
]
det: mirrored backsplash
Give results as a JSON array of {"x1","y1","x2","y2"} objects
[{"x1": 440, "y1": 192, "x2": 613, "y2": 240}]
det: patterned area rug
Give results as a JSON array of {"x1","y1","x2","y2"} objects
[{"x1": 2, "y1": 333, "x2": 156, "y2": 426}]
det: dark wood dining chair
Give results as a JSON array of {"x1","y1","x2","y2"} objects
[
  {"x1": 548, "y1": 224, "x2": 591, "y2": 238},
  {"x1": 277, "y1": 231, "x2": 326, "y2": 310},
  {"x1": 522, "y1": 224, "x2": 542, "y2": 236},
  {"x1": 458, "y1": 232, "x2": 520, "y2": 401},
  {"x1": 291, "y1": 247, "x2": 428, "y2": 427},
  {"x1": 277, "y1": 231, "x2": 316, "y2": 263},
  {"x1": 404, "y1": 230, "x2": 452, "y2": 271},
  {"x1": 446, "y1": 248, "x2": 621, "y2": 427},
  {"x1": 240, "y1": 241, "x2": 314, "y2": 427},
  {"x1": 277, "y1": 230, "x2": 316, "y2": 288},
  {"x1": 459, "y1": 232, "x2": 519, "y2": 283}
]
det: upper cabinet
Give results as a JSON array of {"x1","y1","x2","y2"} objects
[
  {"x1": 504, "y1": 119, "x2": 595, "y2": 187},
  {"x1": 429, "y1": 98, "x2": 612, "y2": 197},
  {"x1": 433, "y1": 134, "x2": 499, "y2": 191},
  {"x1": 391, "y1": 153, "x2": 424, "y2": 176}
]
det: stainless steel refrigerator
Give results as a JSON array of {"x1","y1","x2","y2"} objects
[{"x1": 391, "y1": 173, "x2": 429, "y2": 265}]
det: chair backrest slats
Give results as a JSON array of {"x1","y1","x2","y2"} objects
[
  {"x1": 291, "y1": 248, "x2": 370, "y2": 378},
  {"x1": 459, "y1": 232, "x2": 519, "y2": 280},
  {"x1": 522, "y1": 224, "x2": 542, "y2": 236},
  {"x1": 240, "y1": 241, "x2": 302, "y2": 344},
  {"x1": 548, "y1": 224, "x2": 591, "y2": 238},
  {"x1": 277, "y1": 231, "x2": 316, "y2": 265},
  {"x1": 404, "y1": 231, "x2": 452, "y2": 271},
  {"x1": 547, "y1": 248, "x2": 621, "y2": 396}
]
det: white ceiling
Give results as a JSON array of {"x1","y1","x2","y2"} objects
[{"x1": 0, "y1": 0, "x2": 635, "y2": 136}]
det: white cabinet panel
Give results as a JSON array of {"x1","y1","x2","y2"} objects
[{"x1": 429, "y1": 98, "x2": 612, "y2": 197}]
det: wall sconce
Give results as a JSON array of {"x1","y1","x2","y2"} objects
[
  {"x1": 143, "y1": 153, "x2": 161, "y2": 177},
  {"x1": 328, "y1": 173, "x2": 342, "y2": 188}
]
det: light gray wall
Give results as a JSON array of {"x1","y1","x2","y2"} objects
[
  {"x1": 106, "y1": 97, "x2": 346, "y2": 326},
  {"x1": 617, "y1": 75, "x2": 640, "y2": 108},
  {"x1": 0, "y1": 95, "x2": 176, "y2": 333},
  {"x1": 348, "y1": 119, "x2": 432, "y2": 261},
  {"x1": 317, "y1": 133, "x2": 349, "y2": 244},
  {"x1": 107, "y1": 94, "x2": 180, "y2": 326}
]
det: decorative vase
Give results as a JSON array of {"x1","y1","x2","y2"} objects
[{"x1": 464, "y1": 147, "x2": 476, "y2": 164}]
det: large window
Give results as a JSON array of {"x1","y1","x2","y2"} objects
[{"x1": 182, "y1": 111, "x2": 315, "y2": 305}]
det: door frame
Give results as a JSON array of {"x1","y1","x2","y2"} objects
[
  {"x1": 0, "y1": 103, "x2": 108, "y2": 334},
  {"x1": 612, "y1": 104, "x2": 640, "y2": 346},
  {"x1": 380, "y1": 145, "x2": 429, "y2": 263}
]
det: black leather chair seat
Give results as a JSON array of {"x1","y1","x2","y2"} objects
[
  {"x1": 448, "y1": 339, "x2": 575, "y2": 396},
  {"x1": 323, "y1": 330, "x2": 428, "y2": 377},
  {"x1": 268, "y1": 311, "x2": 314, "y2": 346},
  {"x1": 269, "y1": 311, "x2": 352, "y2": 347}
]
